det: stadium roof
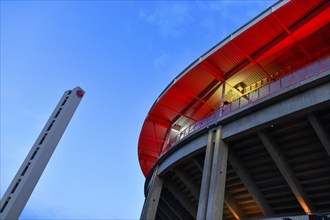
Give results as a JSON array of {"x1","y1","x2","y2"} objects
[{"x1": 138, "y1": 0, "x2": 330, "y2": 176}]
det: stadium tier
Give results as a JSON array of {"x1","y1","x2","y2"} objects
[{"x1": 138, "y1": 0, "x2": 330, "y2": 219}]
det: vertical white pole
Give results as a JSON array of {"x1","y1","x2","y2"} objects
[{"x1": 0, "y1": 87, "x2": 85, "y2": 220}]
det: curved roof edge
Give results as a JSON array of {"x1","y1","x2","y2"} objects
[
  {"x1": 149, "y1": 0, "x2": 288, "y2": 110},
  {"x1": 138, "y1": 0, "x2": 330, "y2": 176}
]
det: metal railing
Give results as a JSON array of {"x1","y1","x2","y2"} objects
[{"x1": 160, "y1": 56, "x2": 330, "y2": 156}]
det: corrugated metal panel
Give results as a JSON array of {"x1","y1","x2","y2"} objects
[
  {"x1": 274, "y1": 47, "x2": 306, "y2": 70},
  {"x1": 138, "y1": 0, "x2": 330, "y2": 176},
  {"x1": 264, "y1": 61, "x2": 281, "y2": 77},
  {"x1": 209, "y1": 43, "x2": 247, "y2": 73},
  {"x1": 275, "y1": 0, "x2": 326, "y2": 30},
  {"x1": 232, "y1": 14, "x2": 284, "y2": 57},
  {"x1": 299, "y1": 23, "x2": 330, "y2": 55},
  {"x1": 175, "y1": 67, "x2": 215, "y2": 99}
]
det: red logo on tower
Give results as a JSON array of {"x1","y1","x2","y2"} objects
[{"x1": 76, "y1": 90, "x2": 84, "y2": 98}]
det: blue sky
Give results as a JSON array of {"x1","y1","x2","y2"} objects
[{"x1": 1, "y1": 1, "x2": 276, "y2": 219}]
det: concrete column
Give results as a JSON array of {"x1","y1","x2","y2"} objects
[
  {"x1": 197, "y1": 126, "x2": 228, "y2": 220},
  {"x1": 197, "y1": 130, "x2": 216, "y2": 220},
  {"x1": 196, "y1": 152, "x2": 246, "y2": 219},
  {"x1": 206, "y1": 126, "x2": 229, "y2": 220},
  {"x1": 140, "y1": 166, "x2": 163, "y2": 220}
]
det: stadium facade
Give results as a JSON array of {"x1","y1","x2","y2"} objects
[{"x1": 138, "y1": 0, "x2": 330, "y2": 219}]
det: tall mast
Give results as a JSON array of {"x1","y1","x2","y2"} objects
[{"x1": 0, "y1": 87, "x2": 85, "y2": 220}]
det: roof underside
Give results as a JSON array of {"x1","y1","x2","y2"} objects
[{"x1": 138, "y1": 0, "x2": 330, "y2": 176}]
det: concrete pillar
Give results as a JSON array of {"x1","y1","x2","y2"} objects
[
  {"x1": 197, "y1": 130, "x2": 216, "y2": 220},
  {"x1": 197, "y1": 126, "x2": 228, "y2": 220},
  {"x1": 206, "y1": 126, "x2": 229, "y2": 220},
  {"x1": 140, "y1": 166, "x2": 163, "y2": 220},
  {"x1": 195, "y1": 152, "x2": 246, "y2": 219}
]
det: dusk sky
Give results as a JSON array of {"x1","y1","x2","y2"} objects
[{"x1": 1, "y1": 1, "x2": 276, "y2": 219}]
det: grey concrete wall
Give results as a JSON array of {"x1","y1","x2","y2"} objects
[{"x1": 158, "y1": 134, "x2": 208, "y2": 176}]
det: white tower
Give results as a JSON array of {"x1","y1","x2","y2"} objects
[{"x1": 0, "y1": 87, "x2": 85, "y2": 220}]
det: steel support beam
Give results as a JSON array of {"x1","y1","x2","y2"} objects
[
  {"x1": 165, "y1": 179, "x2": 197, "y2": 218},
  {"x1": 140, "y1": 166, "x2": 163, "y2": 220},
  {"x1": 173, "y1": 84, "x2": 217, "y2": 110},
  {"x1": 156, "y1": 208, "x2": 168, "y2": 220},
  {"x1": 228, "y1": 147, "x2": 274, "y2": 216},
  {"x1": 171, "y1": 80, "x2": 222, "y2": 132},
  {"x1": 308, "y1": 113, "x2": 330, "y2": 157},
  {"x1": 148, "y1": 115, "x2": 172, "y2": 129},
  {"x1": 158, "y1": 199, "x2": 180, "y2": 220},
  {"x1": 230, "y1": 41, "x2": 273, "y2": 79},
  {"x1": 158, "y1": 102, "x2": 197, "y2": 122},
  {"x1": 224, "y1": 191, "x2": 247, "y2": 220},
  {"x1": 258, "y1": 130, "x2": 316, "y2": 214},
  {"x1": 199, "y1": 60, "x2": 225, "y2": 82},
  {"x1": 162, "y1": 192, "x2": 193, "y2": 220},
  {"x1": 173, "y1": 167, "x2": 200, "y2": 200},
  {"x1": 193, "y1": 157, "x2": 204, "y2": 172},
  {"x1": 160, "y1": 197, "x2": 182, "y2": 220}
]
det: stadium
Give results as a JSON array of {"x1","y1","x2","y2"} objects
[{"x1": 138, "y1": 0, "x2": 330, "y2": 219}]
